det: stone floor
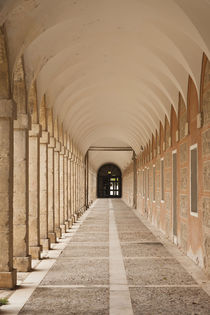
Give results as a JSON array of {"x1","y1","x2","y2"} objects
[{"x1": 1, "y1": 199, "x2": 210, "y2": 314}]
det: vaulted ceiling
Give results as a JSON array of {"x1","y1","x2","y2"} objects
[{"x1": 1, "y1": 0, "x2": 210, "y2": 170}]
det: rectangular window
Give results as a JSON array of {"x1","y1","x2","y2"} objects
[
  {"x1": 190, "y1": 144, "x2": 198, "y2": 216},
  {"x1": 143, "y1": 169, "x2": 145, "y2": 197},
  {"x1": 153, "y1": 165, "x2": 155, "y2": 202},
  {"x1": 161, "y1": 158, "x2": 164, "y2": 201}
]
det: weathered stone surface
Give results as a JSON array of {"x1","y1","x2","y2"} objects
[
  {"x1": 41, "y1": 258, "x2": 109, "y2": 285},
  {"x1": 179, "y1": 96, "x2": 187, "y2": 140},
  {"x1": 204, "y1": 235, "x2": 210, "y2": 274},
  {"x1": 130, "y1": 287, "x2": 210, "y2": 315},
  {"x1": 180, "y1": 168, "x2": 188, "y2": 190},
  {"x1": 124, "y1": 258, "x2": 195, "y2": 285},
  {"x1": 203, "y1": 161, "x2": 210, "y2": 191},
  {"x1": 165, "y1": 152, "x2": 171, "y2": 168},
  {"x1": 156, "y1": 173, "x2": 160, "y2": 190},
  {"x1": 165, "y1": 171, "x2": 171, "y2": 188},
  {"x1": 180, "y1": 222, "x2": 188, "y2": 252},
  {"x1": 19, "y1": 288, "x2": 109, "y2": 315},
  {"x1": 180, "y1": 195, "x2": 188, "y2": 218},
  {"x1": 202, "y1": 198, "x2": 210, "y2": 228},
  {"x1": 203, "y1": 90, "x2": 210, "y2": 125},
  {"x1": 0, "y1": 270, "x2": 16, "y2": 289},
  {"x1": 202, "y1": 129, "x2": 210, "y2": 155},
  {"x1": 204, "y1": 59, "x2": 210, "y2": 88},
  {"x1": 165, "y1": 192, "x2": 171, "y2": 211},
  {"x1": 61, "y1": 245, "x2": 109, "y2": 257},
  {"x1": 180, "y1": 142, "x2": 188, "y2": 164},
  {"x1": 119, "y1": 231, "x2": 157, "y2": 242},
  {"x1": 121, "y1": 243, "x2": 171, "y2": 257}
]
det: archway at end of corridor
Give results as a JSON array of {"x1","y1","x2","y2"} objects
[{"x1": 97, "y1": 163, "x2": 122, "y2": 198}]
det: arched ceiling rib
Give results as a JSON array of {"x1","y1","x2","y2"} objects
[{"x1": 2, "y1": 0, "x2": 210, "y2": 169}]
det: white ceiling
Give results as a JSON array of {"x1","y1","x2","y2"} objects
[{"x1": 1, "y1": 0, "x2": 210, "y2": 170}]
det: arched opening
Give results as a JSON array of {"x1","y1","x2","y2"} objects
[{"x1": 97, "y1": 163, "x2": 122, "y2": 198}]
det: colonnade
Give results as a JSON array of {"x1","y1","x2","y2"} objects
[{"x1": 0, "y1": 28, "x2": 96, "y2": 289}]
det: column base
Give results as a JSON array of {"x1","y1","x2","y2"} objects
[
  {"x1": 13, "y1": 256, "x2": 31, "y2": 272},
  {"x1": 40, "y1": 238, "x2": 50, "y2": 250},
  {"x1": 74, "y1": 214, "x2": 78, "y2": 222},
  {"x1": 60, "y1": 224, "x2": 66, "y2": 234},
  {"x1": 65, "y1": 221, "x2": 69, "y2": 231},
  {"x1": 48, "y1": 232, "x2": 56, "y2": 244},
  {"x1": 0, "y1": 269, "x2": 17, "y2": 289},
  {"x1": 55, "y1": 227, "x2": 62, "y2": 239},
  {"x1": 68, "y1": 219, "x2": 73, "y2": 229},
  {"x1": 29, "y1": 245, "x2": 42, "y2": 259},
  {"x1": 71, "y1": 215, "x2": 76, "y2": 224}
]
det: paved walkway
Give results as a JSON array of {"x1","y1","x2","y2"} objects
[{"x1": 2, "y1": 199, "x2": 210, "y2": 314}]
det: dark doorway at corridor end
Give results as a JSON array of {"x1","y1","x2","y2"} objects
[{"x1": 97, "y1": 163, "x2": 122, "y2": 198}]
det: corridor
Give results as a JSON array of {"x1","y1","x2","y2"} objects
[
  {"x1": 1, "y1": 1, "x2": 210, "y2": 313},
  {"x1": 3, "y1": 199, "x2": 209, "y2": 314}
]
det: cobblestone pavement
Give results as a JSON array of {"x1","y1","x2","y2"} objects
[{"x1": 16, "y1": 199, "x2": 210, "y2": 314}]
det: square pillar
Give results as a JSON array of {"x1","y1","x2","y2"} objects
[
  {"x1": 13, "y1": 113, "x2": 31, "y2": 272},
  {"x1": 54, "y1": 141, "x2": 62, "y2": 238},
  {"x1": 48, "y1": 136, "x2": 56, "y2": 244},
  {"x1": 64, "y1": 149, "x2": 69, "y2": 229},
  {"x1": 0, "y1": 100, "x2": 17, "y2": 288},
  {"x1": 28, "y1": 123, "x2": 42, "y2": 259},
  {"x1": 40, "y1": 131, "x2": 50, "y2": 250},
  {"x1": 59, "y1": 146, "x2": 65, "y2": 234}
]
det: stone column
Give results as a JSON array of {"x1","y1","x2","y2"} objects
[
  {"x1": 133, "y1": 151, "x2": 137, "y2": 209},
  {"x1": 64, "y1": 149, "x2": 69, "y2": 229},
  {"x1": 73, "y1": 156, "x2": 77, "y2": 221},
  {"x1": 76, "y1": 158, "x2": 79, "y2": 216},
  {"x1": 28, "y1": 123, "x2": 42, "y2": 259},
  {"x1": 54, "y1": 140, "x2": 62, "y2": 238},
  {"x1": 67, "y1": 152, "x2": 73, "y2": 228},
  {"x1": 40, "y1": 131, "x2": 50, "y2": 250},
  {"x1": 48, "y1": 136, "x2": 56, "y2": 243},
  {"x1": 0, "y1": 99, "x2": 17, "y2": 288},
  {"x1": 13, "y1": 114, "x2": 31, "y2": 271},
  {"x1": 59, "y1": 145, "x2": 65, "y2": 234}
]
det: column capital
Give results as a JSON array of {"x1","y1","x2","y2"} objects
[
  {"x1": 0, "y1": 99, "x2": 16, "y2": 119},
  {"x1": 48, "y1": 136, "x2": 56, "y2": 148},
  {"x1": 60, "y1": 145, "x2": 65, "y2": 155},
  {"x1": 14, "y1": 113, "x2": 31, "y2": 130},
  {"x1": 40, "y1": 131, "x2": 50, "y2": 144},
  {"x1": 29, "y1": 123, "x2": 42, "y2": 137},
  {"x1": 64, "y1": 149, "x2": 69, "y2": 158},
  {"x1": 54, "y1": 140, "x2": 61, "y2": 152}
]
